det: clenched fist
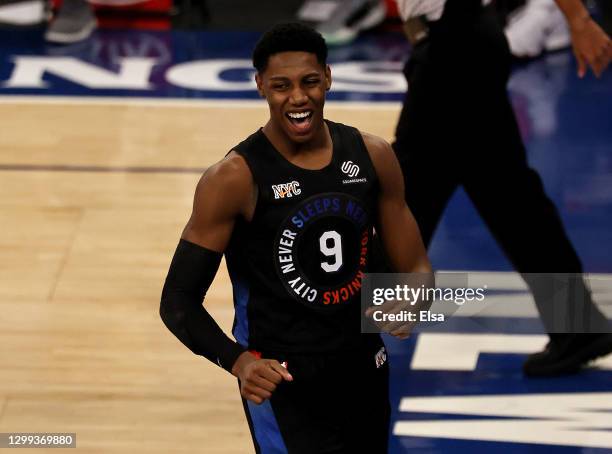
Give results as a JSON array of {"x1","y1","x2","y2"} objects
[{"x1": 231, "y1": 352, "x2": 293, "y2": 404}]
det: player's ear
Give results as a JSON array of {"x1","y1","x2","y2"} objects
[
  {"x1": 325, "y1": 65, "x2": 331, "y2": 91},
  {"x1": 255, "y1": 73, "x2": 265, "y2": 97}
]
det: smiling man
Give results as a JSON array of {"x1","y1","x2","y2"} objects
[{"x1": 160, "y1": 23, "x2": 431, "y2": 454}]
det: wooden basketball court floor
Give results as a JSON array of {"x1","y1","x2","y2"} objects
[{"x1": 0, "y1": 98, "x2": 401, "y2": 453}]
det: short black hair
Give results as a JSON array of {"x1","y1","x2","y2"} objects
[{"x1": 252, "y1": 22, "x2": 328, "y2": 73}]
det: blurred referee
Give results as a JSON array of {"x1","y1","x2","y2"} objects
[{"x1": 393, "y1": 0, "x2": 612, "y2": 377}]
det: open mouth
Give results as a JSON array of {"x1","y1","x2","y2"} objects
[{"x1": 285, "y1": 110, "x2": 314, "y2": 133}]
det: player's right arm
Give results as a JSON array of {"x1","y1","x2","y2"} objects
[{"x1": 159, "y1": 152, "x2": 291, "y2": 405}]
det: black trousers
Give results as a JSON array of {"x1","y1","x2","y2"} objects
[
  {"x1": 241, "y1": 335, "x2": 390, "y2": 454},
  {"x1": 392, "y1": 0, "x2": 610, "y2": 334},
  {"x1": 595, "y1": 0, "x2": 612, "y2": 34}
]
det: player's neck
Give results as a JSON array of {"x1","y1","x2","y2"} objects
[{"x1": 262, "y1": 119, "x2": 330, "y2": 159}]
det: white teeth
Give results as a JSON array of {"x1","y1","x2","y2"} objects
[{"x1": 287, "y1": 111, "x2": 312, "y2": 119}]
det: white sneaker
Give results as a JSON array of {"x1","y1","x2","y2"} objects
[
  {"x1": 0, "y1": 0, "x2": 45, "y2": 25},
  {"x1": 505, "y1": 0, "x2": 570, "y2": 58},
  {"x1": 543, "y1": 6, "x2": 571, "y2": 52}
]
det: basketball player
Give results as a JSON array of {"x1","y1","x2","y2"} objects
[{"x1": 160, "y1": 23, "x2": 431, "y2": 454}]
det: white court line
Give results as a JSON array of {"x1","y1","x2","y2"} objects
[
  {"x1": 0, "y1": 95, "x2": 402, "y2": 110},
  {"x1": 411, "y1": 333, "x2": 612, "y2": 370},
  {"x1": 395, "y1": 392, "x2": 612, "y2": 448},
  {"x1": 439, "y1": 270, "x2": 612, "y2": 289},
  {"x1": 430, "y1": 271, "x2": 612, "y2": 318}
]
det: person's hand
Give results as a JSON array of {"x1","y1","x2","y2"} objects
[
  {"x1": 365, "y1": 304, "x2": 414, "y2": 339},
  {"x1": 365, "y1": 291, "x2": 433, "y2": 340},
  {"x1": 568, "y1": 15, "x2": 612, "y2": 78},
  {"x1": 231, "y1": 352, "x2": 293, "y2": 405},
  {"x1": 365, "y1": 276, "x2": 435, "y2": 340}
]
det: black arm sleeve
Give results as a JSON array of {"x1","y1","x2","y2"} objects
[{"x1": 159, "y1": 239, "x2": 246, "y2": 373}]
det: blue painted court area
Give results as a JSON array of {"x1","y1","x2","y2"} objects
[
  {"x1": 385, "y1": 329, "x2": 612, "y2": 452},
  {"x1": 1, "y1": 27, "x2": 611, "y2": 453}
]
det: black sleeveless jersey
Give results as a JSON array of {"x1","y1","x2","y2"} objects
[{"x1": 225, "y1": 120, "x2": 379, "y2": 354}]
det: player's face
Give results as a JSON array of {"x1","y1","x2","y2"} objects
[{"x1": 256, "y1": 51, "x2": 331, "y2": 143}]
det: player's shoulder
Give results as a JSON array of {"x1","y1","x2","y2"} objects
[
  {"x1": 357, "y1": 130, "x2": 404, "y2": 187},
  {"x1": 200, "y1": 151, "x2": 252, "y2": 188},
  {"x1": 358, "y1": 130, "x2": 395, "y2": 165},
  {"x1": 194, "y1": 151, "x2": 254, "y2": 207}
]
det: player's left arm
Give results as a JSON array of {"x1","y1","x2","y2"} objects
[{"x1": 362, "y1": 132, "x2": 431, "y2": 274}]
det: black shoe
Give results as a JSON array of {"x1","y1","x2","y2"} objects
[{"x1": 523, "y1": 333, "x2": 612, "y2": 377}]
